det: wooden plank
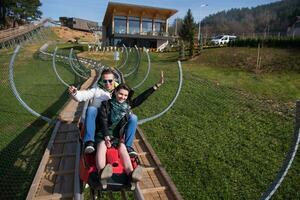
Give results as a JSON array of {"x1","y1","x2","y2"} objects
[
  {"x1": 54, "y1": 139, "x2": 77, "y2": 144},
  {"x1": 35, "y1": 193, "x2": 73, "y2": 200},
  {"x1": 49, "y1": 153, "x2": 76, "y2": 158},
  {"x1": 142, "y1": 186, "x2": 167, "y2": 194},
  {"x1": 136, "y1": 127, "x2": 183, "y2": 200},
  {"x1": 26, "y1": 121, "x2": 61, "y2": 200}
]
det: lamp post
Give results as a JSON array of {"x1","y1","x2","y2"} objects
[{"x1": 198, "y1": 4, "x2": 208, "y2": 50}]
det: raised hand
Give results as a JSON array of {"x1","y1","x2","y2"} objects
[
  {"x1": 156, "y1": 71, "x2": 164, "y2": 87},
  {"x1": 68, "y1": 86, "x2": 77, "y2": 95}
]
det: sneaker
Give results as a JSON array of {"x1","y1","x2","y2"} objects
[
  {"x1": 99, "y1": 164, "x2": 113, "y2": 189},
  {"x1": 130, "y1": 165, "x2": 143, "y2": 190},
  {"x1": 100, "y1": 164, "x2": 113, "y2": 179},
  {"x1": 131, "y1": 165, "x2": 143, "y2": 182},
  {"x1": 84, "y1": 141, "x2": 95, "y2": 154},
  {"x1": 127, "y1": 146, "x2": 138, "y2": 157}
]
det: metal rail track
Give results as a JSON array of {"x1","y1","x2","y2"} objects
[{"x1": 26, "y1": 43, "x2": 182, "y2": 199}]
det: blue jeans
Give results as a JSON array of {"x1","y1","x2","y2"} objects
[
  {"x1": 125, "y1": 114, "x2": 138, "y2": 147},
  {"x1": 83, "y1": 106, "x2": 137, "y2": 147},
  {"x1": 83, "y1": 106, "x2": 98, "y2": 143}
]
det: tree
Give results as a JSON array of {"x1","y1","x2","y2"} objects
[
  {"x1": 179, "y1": 9, "x2": 196, "y2": 57},
  {"x1": 0, "y1": 0, "x2": 42, "y2": 29}
]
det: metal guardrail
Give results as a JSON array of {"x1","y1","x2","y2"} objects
[
  {"x1": 124, "y1": 45, "x2": 141, "y2": 78},
  {"x1": 132, "y1": 47, "x2": 151, "y2": 90},
  {"x1": 138, "y1": 60, "x2": 183, "y2": 125},
  {"x1": 260, "y1": 100, "x2": 300, "y2": 200},
  {"x1": 118, "y1": 44, "x2": 129, "y2": 69},
  {"x1": 8, "y1": 45, "x2": 53, "y2": 123}
]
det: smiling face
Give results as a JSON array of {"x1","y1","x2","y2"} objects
[
  {"x1": 115, "y1": 89, "x2": 129, "y2": 103},
  {"x1": 102, "y1": 73, "x2": 115, "y2": 91}
]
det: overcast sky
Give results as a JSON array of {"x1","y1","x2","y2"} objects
[{"x1": 40, "y1": 0, "x2": 280, "y2": 24}]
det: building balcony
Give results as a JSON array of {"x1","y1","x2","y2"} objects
[{"x1": 112, "y1": 31, "x2": 172, "y2": 39}]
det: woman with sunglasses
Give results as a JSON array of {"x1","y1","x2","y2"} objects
[{"x1": 95, "y1": 71, "x2": 164, "y2": 189}]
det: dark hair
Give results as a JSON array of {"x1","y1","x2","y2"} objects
[
  {"x1": 115, "y1": 83, "x2": 131, "y2": 92},
  {"x1": 101, "y1": 68, "x2": 115, "y2": 77},
  {"x1": 114, "y1": 83, "x2": 134, "y2": 100}
]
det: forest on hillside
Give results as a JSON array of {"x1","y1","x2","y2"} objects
[{"x1": 199, "y1": 0, "x2": 300, "y2": 36}]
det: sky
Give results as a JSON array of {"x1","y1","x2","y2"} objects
[{"x1": 40, "y1": 0, "x2": 280, "y2": 24}]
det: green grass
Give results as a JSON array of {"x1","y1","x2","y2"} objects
[
  {"x1": 85, "y1": 46, "x2": 300, "y2": 199},
  {"x1": 0, "y1": 30, "x2": 80, "y2": 199},
  {"x1": 1, "y1": 37, "x2": 299, "y2": 199}
]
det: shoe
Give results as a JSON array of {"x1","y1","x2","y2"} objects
[
  {"x1": 127, "y1": 146, "x2": 138, "y2": 157},
  {"x1": 84, "y1": 141, "x2": 95, "y2": 154},
  {"x1": 131, "y1": 165, "x2": 143, "y2": 182},
  {"x1": 130, "y1": 165, "x2": 143, "y2": 190},
  {"x1": 99, "y1": 164, "x2": 113, "y2": 189}
]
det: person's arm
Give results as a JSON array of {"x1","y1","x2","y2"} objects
[
  {"x1": 130, "y1": 71, "x2": 164, "y2": 109},
  {"x1": 68, "y1": 86, "x2": 96, "y2": 102}
]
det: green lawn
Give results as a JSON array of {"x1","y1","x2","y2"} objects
[
  {"x1": 0, "y1": 30, "x2": 81, "y2": 199},
  {"x1": 114, "y1": 47, "x2": 299, "y2": 199},
  {"x1": 1, "y1": 37, "x2": 300, "y2": 200}
]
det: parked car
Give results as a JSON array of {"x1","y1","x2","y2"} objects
[{"x1": 211, "y1": 35, "x2": 237, "y2": 45}]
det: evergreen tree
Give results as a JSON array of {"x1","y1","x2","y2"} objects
[
  {"x1": 0, "y1": 0, "x2": 42, "y2": 29},
  {"x1": 179, "y1": 9, "x2": 196, "y2": 57},
  {"x1": 201, "y1": 0, "x2": 300, "y2": 36}
]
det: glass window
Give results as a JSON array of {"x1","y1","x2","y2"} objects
[
  {"x1": 154, "y1": 19, "x2": 166, "y2": 33},
  {"x1": 129, "y1": 16, "x2": 140, "y2": 34},
  {"x1": 114, "y1": 16, "x2": 127, "y2": 34},
  {"x1": 142, "y1": 18, "x2": 152, "y2": 34}
]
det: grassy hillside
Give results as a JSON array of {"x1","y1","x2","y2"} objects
[
  {"x1": 84, "y1": 46, "x2": 300, "y2": 199},
  {"x1": 0, "y1": 31, "x2": 80, "y2": 199}
]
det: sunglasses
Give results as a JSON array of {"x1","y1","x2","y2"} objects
[{"x1": 102, "y1": 79, "x2": 113, "y2": 84}]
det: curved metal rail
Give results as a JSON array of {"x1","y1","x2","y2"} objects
[
  {"x1": 132, "y1": 47, "x2": 151, "y2": 90},
  {"x1": 260, "y1": 100, "x2": 300, "y2": 200},
  {"x1": 138, "y1": 60, "x2": 183, "y2": 125},
  {"x1": 8, "y1": 45, "x2": 53, "y2": 123},
  {"x1": 68, "y1": 48, "x2": 88, "y2": 79},
  {"x1": 118, "y1": 44, "x2": 129, "y2": 69},
  {"x1": 124, "y1": 45, "x2": 141, "y2": 78},
  {"x1": 52, "y1": 47, "x2": 71, "y2": 87}
]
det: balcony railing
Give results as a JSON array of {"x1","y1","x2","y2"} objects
[{"x1": 114, "y1": 31, "x2": 169, "y2": 37}]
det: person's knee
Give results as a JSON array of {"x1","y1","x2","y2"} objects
[
  {"x1": 86, "y1": 106, "x2": 98, "y2": 117},
  {"x1": 129, "y1": 114, "x2": 138, "y2": 122}
]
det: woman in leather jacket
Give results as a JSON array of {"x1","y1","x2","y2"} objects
[{"x1": 95, "y1": 71, "x2": 164, "y2": 188}]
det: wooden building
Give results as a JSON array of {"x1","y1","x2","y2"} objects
[
  {"x1": 59, "y1": 17, "x2": 99, "y2": 32},
  {"x1": 102, "y1": 2, "x2": 177, "y2": 48}
]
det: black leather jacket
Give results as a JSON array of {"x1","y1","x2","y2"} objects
[{"x1": 96, "y1": 86, "x2": 156, "y2": 141}]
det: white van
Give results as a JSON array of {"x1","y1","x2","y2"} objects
[{"x1": 211, "y1": 35, "x2": 237, "y2": 45}]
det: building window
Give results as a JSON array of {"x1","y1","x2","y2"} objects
[
  {"x1": 129, "y1": 16, "x2": 140, "y2": 34},
  {"x1": 113, "y1": 38, "x2": 122, "y2": 46},
  {"x1": 154, "y1": 19, "x2": 166, "y2": 34},
  {"x1": 114, "y1": 16, "x2": 127, "y2": 34},
  {"x1": 142, "y1": 18, "x2": 152, "y2": 34}
]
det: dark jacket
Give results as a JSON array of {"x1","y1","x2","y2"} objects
[{"x1": 95, "y1": 86, "x2": 156, "y2": 143}]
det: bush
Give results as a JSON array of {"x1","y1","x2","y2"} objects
[{"x1": 229, "y1": 37, "x2": 300, "y2": 48}]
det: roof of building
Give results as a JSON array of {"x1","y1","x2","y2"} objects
[{"x1": 103, "y1": 2, "x2": 177, "y2": 26}]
